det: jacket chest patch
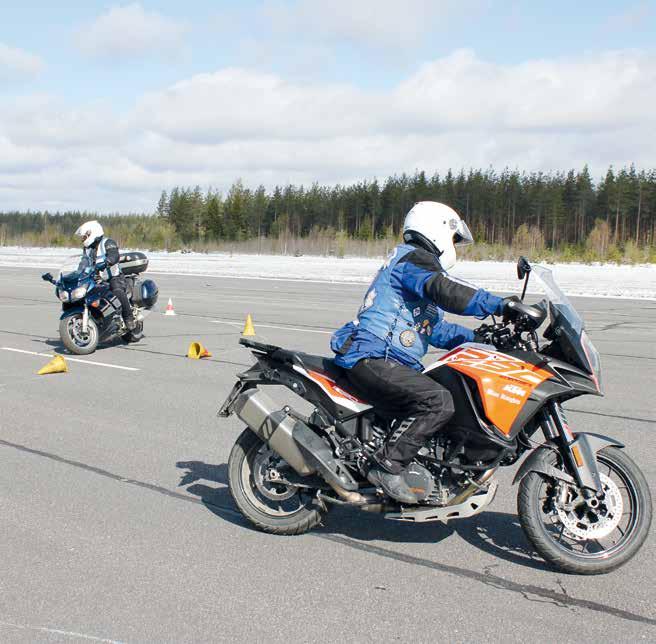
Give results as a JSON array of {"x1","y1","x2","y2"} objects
[
  {"x1": 426, "y1": 304, "x2": 439, "y2": 318},
  {"x1": 399, "y1": 330, "x2": 416, "y2": 347}
]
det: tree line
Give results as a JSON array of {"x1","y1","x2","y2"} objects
[
  {"x1": 156, "y1": 166, "x2": 655, "y2": 247},
  {"x1": 1, "y1": 165, "x2": 655, "y2": 262}
]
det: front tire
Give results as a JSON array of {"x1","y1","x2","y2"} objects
[
  {"x1": 228, "y1": 428, "x2": 325, "y2": 535},
  {"x1": 518, "y1": 447, "x2": 652, "y2": 574},
  {"x1": 59, "y1": 314, "x2": 99, "y2": 355}
]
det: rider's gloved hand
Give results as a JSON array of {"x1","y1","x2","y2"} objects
[
  {"x1": 41, "y1": 272, "x2": 53, "y2": 282},
  {"x1": 501, "y1": 296, "x2": 522, "y2": 321}
]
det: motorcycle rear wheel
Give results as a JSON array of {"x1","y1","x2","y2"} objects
[
  {"x1": 518, "y1": 446, "x2": 652, "y2": 574},
  {"x1": 59, "y1": 314, "x2": 99, "y2": 355},
  {"x1": 228, "y1": 428, "x2": 325, "y2": 535}
]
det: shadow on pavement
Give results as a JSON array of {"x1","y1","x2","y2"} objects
[{"x1": 175, "y1": 459, "x2": 548, "y2": 570}]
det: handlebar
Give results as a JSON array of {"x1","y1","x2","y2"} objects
[{"x1": 475, "y1": 299, "x2": 548, "y2": 351}]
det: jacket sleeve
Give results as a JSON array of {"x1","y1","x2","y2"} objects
[
  {"x1": 397, "y1": 248, "x2": 503, "y2": 317},
  {"x1": 429, "y1": 319, "x2": 474, "y2": 350},
  {"x1": 104, "y1": 238, "x2": 120, "y2": 266}
]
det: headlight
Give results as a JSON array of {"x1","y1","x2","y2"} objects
[
  {"x1": 581, "y1": 330, "x2": 603, "y2": 394},
  {"x1": 71, "y1": 286, "x2": 88, "y2": 301},
  {"x1": 58, "y1": 289, "x2": 69, "y2": 302}
]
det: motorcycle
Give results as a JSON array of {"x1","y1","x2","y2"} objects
[
  {"x1": 41, "y1": 252, "x2": 159, "y2": 355},
  {"x1": 218, "y1": 257, "x2": 652, "y2": 574}
]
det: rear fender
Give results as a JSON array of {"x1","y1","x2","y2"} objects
[
  {"x1": 512, "y1": 432, "x2": 624, "y2": 487},
  {"x1": 217, "y1": 365, "x2": 268, "y2": 417}
]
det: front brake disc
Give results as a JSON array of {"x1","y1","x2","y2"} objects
[{"x1": 555, "y1": 473, "x2": 623, "y2": 540}]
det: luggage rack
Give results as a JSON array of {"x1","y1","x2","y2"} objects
[{"x1": 239, "y1": 338, "x2": 281, "y2": 353}]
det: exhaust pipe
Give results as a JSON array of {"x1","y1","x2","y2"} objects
[
  {"x1": 447, "y1": 467, "x2": 496, "y2": 506},
  {"x1": 233, "y1": 388, "x2": 358, "y2": 491}
]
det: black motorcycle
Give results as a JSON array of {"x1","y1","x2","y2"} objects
[
  {"x1": 219, "y1": 258, "x2": 652, "y2": 575},
  {"x1": 41, "y1": 252, "x2": 158, "y2": 355}
]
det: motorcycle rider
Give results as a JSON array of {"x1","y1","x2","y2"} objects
[
  {"x1": 74, "y1": 220, "x2": 137, "y2": 332},
  {"x1": 331, "y1": 201, "x2": 518, "y2": 504}
]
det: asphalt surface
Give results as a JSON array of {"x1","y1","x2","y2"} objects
[{"x1": 0, "y1": 266, "x2": 655, "y2": 644}]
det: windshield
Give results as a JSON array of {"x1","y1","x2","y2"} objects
[
  {"x1": 59, "y1": 255, "x2": 93, "y2": 280},
  {"x1": 531, "y1": 265, "x2": 584, "y2": 335},
  {"x1": 531, "y1": 264, "x2": 601, "y2": 390}
]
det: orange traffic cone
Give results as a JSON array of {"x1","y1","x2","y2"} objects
[
  {"x1": 187, "y1": 341, "x2": 212, "y2": 359},
  {"x1": 164, "y1": 298, "x2": 176, "y2": 316},
  {"x1": 37, "y1": 354, "x2": 68, "y2": 375},
  {"x1": 242, "y1": 314, "x2": 256, "y2": 336}
]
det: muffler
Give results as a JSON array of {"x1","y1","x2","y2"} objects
[{"x1": 233, "y1": 388, "x2": 358, "y2": 491}]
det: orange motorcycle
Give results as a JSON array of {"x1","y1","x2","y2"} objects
[{"x1": 219, "y1": 258, "x2": 651, "y2": 574}]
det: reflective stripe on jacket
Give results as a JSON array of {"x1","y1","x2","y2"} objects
[{"x1": 85, "y1": 237, "x2": 122, "y2": 281}]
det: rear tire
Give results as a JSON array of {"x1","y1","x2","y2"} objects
[
  {"x1": 518, "y1": 447, "x2": 652, "y2": 574},
  {"x1": 228, "y1": 428, "x2": 325, "y2": 535},
  {"x1": 59, "y1": 314, "x2": 99, "y2": 355}
]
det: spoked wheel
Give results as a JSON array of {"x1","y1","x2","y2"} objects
[
  {"x1": 228, "y1": 428, "x2": 325, "y2": 535},
  {"x1": 519, "y1": 447, "x2": 652, "y2": 574},
  {"x1": 59, "y1": 314, "x2": 99, "y2": 355}
]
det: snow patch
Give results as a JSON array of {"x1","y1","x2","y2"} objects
[{"x1": 1, "y1": 246, "x2": 654, "y2": 300}]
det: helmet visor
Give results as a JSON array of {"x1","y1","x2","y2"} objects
[{"x1": 452, "y1": 219, "x2": 474, "y2": 246}]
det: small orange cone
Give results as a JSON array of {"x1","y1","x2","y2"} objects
[
  {"x1": 187, "y1": 341, "x2": 212, "y2": 359},
  {"x1": 37, "y1": 354, "x2": 68, "y2": 375},
  {"x1": 164, "y1": 298, "x2": 176, "y2": 316},
  {"x1": 242, "y1": 314, "x2": 256, "y2": 336}
]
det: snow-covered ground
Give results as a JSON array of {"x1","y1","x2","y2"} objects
[{"x1": 1, "y1": 246, "x2": 654, "y2": 300}]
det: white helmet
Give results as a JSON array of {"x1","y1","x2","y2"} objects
[
  {"x1": 402, "y1": 201, "x2": 473, "y2": 270},
  {"x1": 75, "y1": 220, "x2": 104, "y2": 248}
]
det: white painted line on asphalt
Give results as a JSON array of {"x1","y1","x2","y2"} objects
[
  {"x1": 0, "y1": 619, "x2": 122, "y2": 644},
  {"x1": 1, "y1": 347, "x2": 140, "y2": 372},
  {"x1": 211, "y1": 319, "x2": 333, "y2": 335}
]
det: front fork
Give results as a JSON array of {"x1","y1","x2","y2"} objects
[
  {"x1": 540, "y1": 401, "x2": 603, "y2": 495},
  {"x1": 82, "y1": 304, "x2": 89, "y2": 333}
]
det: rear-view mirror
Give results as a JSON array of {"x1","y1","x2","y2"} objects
[{"x1": 517, "y1": 256, "x2": 531, "y2": 280}]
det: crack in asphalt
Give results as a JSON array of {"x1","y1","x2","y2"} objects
[
  {"x1": 1, "y1": 437, "x2": 654, "y2": 628},
  {"x1": 600, "y1": 353, "x2": 656, "y2": 361},
  {"x1": 567, "y1": 408, "x2": 656, "y2": 425},
  {"x1": 318, "y1": 535, "x2": 655, "y2": 626}
]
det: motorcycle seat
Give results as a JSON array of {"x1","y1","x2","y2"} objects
[{"x1": 239, "y1": 338, "x2": 344, "y2": 381}]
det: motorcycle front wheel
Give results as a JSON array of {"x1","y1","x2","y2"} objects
[
  {"x1": 59, "y1": 314, "x2": 99, "y2": 355},
  {"x1": 228, "y1": 428, "x2": 325, "y2": 535},
  {"x1": 518, "y1": 446, "x2": 652, "y2": 574}
]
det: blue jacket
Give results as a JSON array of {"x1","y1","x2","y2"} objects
[{"x1": 331, "y1": 242, "x2": 503, "y2": 371}]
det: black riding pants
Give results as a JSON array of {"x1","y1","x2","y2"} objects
[
  {"x1": 109, "y1": 276, "x2": 134, "y2": 324},
  {"x1": 345, "y1": 358, "x2": 455, "y2": 473}
]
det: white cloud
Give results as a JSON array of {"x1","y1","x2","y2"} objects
[
  {"x1": 0, "y1": 42, "x2": 44, "y2": 81},
  {"x1": 262, "y1": 0, "x2": 479, "y2": 49},
  {"x1": 393, "y1": 49, "x2": 656, "y2": 131},
  {"x1": 1, "y1": 49, "x2": 655, "y2": 212},
  {"x1": 133, "y1": 69, "x2": 378, "y2": 143},
  {"x1": 76, "y1": 3, "x2": 188, "y2": 61}
]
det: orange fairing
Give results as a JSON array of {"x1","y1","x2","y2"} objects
[{"x1": 439, "y1": 346, "x2": 553, "y2": 435}]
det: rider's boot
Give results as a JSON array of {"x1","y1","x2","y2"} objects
[{"x1": 366, "y1": 452, "x2": 417, "y2": 504}]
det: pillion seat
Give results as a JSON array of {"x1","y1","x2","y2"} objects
[{"x1": 239, "y1": 338, "x2": 344, "y2": 381}]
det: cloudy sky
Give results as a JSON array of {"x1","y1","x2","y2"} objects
[{"x1": 1, "y1": 1, "x2": 655, "y2": 213}]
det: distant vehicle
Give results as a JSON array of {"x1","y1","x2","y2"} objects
[
  {"x1": 219, "y1": 257, "x2": 652, "y2": 575},
  {"x1": 41, "y1": 252, "x2": 159, "y2": 355}
]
